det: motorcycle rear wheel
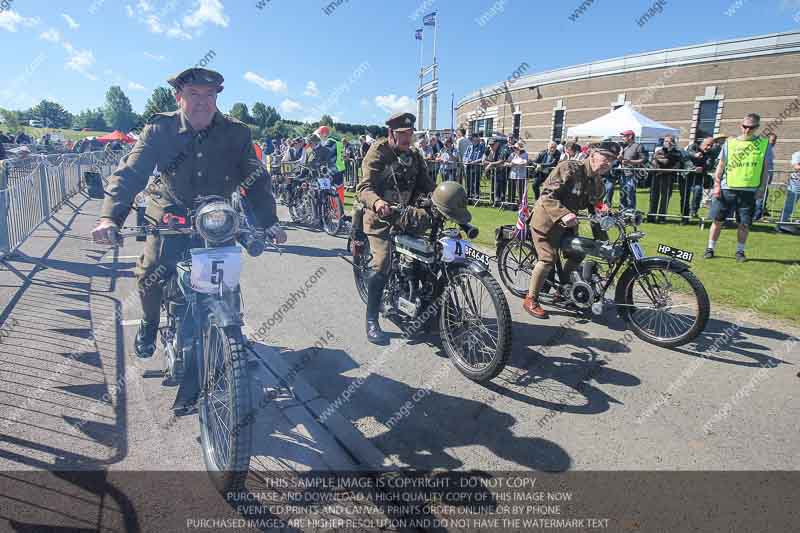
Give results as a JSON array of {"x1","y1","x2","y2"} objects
[
  {"x1": 322, "y1": 191, "x2": 344, "y2": 236},
  {"x1": 198, "y1": 323, "x2": 252, "y2": 495},
  {"x1": 440, "y1": 266, "x2": 512, "y2": 383},
  {"x1": 350, "y1": 238, "x2": 370, "y2": 305}
]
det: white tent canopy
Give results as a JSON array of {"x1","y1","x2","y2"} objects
[{"x1": 566, "y1": 104, "x2": 680, "y2": 140}]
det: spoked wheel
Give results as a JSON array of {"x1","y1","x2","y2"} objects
[
  {"x1": 287, "y1": 190, "x2": 303, "y2": 223},
  {"x1": 198, "y1": 323, "x2": 252, "y2": 495},
  {"x1": 350, "y1": 238, "x2": 371, "y2": 304},
  {"x1": 621, "y1": 266, "x2": 710, "y2": 348},
  {"x1": 497, "y1": 238, "x2": 535, "y2": 298},
  {"x1": 440, "y1": 267, "x2": 512, "y2": 382},
  {"x1": 322, "y1": 191, "x2": 344, "y2": 236}
]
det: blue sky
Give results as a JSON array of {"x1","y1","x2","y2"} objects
[{"x1": 0, "y1": 0, "x2": 797, "y2": 127}]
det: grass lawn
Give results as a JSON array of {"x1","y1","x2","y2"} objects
[{"x1": 344, "y1": 186, "x2": 800, "y2": 324}]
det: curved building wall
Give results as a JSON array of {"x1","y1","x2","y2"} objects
[{"x1": 455, "y1": 31, "x2": 800, "y2": 167}]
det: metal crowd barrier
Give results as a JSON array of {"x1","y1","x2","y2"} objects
[{"x1": 0, "y1": 150, "x2": 126, "y2": 260}]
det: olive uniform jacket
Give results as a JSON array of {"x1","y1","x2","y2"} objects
[
  {"x1": 100, "y1": 110, "x2": 278, "y2": 229},
  {"x1": 356, "y1": 139, "x2": 436, "y2": 237},
  {"x1": 531, "y1": 159, "x2": 605, "y2": 235}
]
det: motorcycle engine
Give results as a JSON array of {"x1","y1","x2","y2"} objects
[{"x1": 567, "y1": 261, "x2": 599, "y2": 309}]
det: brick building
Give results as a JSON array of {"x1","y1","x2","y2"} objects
[{"x1": 455, "y1": 31, "x2": 800, "y2": 171}]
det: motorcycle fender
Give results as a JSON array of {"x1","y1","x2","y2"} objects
[
  {"x1": 614, "y1": 256, "x2": 690, "y2": 317},
  {"x1": 205, "y1": 297, "x2": 244, "y2": 328}
]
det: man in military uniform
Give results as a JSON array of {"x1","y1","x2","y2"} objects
[
  {"x1": 524, "y1": 142, "x2": 620, "y2": 319},
  {"x1": 91, "y1": 67, "x2": 286, "y2": 357},
  {"x1": 356, "y1": 112, "x2": 436, "y2": 344}
]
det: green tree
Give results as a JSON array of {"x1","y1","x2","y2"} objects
[
  {"x1": 142, "y1": 87, "x2": 177, "y2": 123},
  {"x1": 103, "y1": 86, "x2": 137, "y2": 131},
  {"x1": 252, "y1": 102, "x2": 281, "y2": 129},
  {"x1": 319, "y1": 114, "x2": 334, "y2": 127},
  {"x1": 229, "y1": 103, "x2": 254, "y2": 124},
  {"x1": 75, "y1": 108, "x2": 108, "y2": 131},
  {"x1": 30, "y1": 100, "x2": 73, "y2": 128},
  {"x1": 0, "y1": 108, "x2": 22, "y2": 132}
]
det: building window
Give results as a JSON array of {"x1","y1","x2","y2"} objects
[
  {"x1": 695, "y1": 100, "x2": 719, "y2": 140},
  {"x1": 512, "y1": 114, "x2": 521, "y2": 139},
  {"x1": 552, "y1": 110, "x2": 565, "y2": 143},
  {"x1": 470, "y1": 118, "x2": 494, "y2": 137}
]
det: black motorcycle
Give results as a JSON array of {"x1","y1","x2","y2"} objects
[
  {"x1": 286, "y1": 165, "x2": 345, "y2": 236},
  {"x1": 496, "y1": 209, "x2": 710, "y2": 348},
  {"x1": 348, "y1": 200, "x2": 513, "y2": 383},
  {"x1": 117, "y1": 192, "x2": 277, "y2": 493}
]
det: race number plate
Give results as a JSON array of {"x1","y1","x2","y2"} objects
[
  {"x1": 317, "y1": 178, "x2": 331, "y2": 190},
  {"x1": 630, "y1": 241, "x2": 645, "y2": 261},
  {"x1": 190, "y1": 246, "x2": 242, "y2": 294},
  {"x1": 657, "y1": 243, "x2": 694, "y2": 262},
  {"x1": 464, "y1": 245, "x2": 490, "y2": 265}
]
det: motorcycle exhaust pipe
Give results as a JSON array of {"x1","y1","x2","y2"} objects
[{"x1": 460, "y1": 223, "x2": 479, "y2": 240}]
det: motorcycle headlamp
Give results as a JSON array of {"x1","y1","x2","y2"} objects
[
  {"x1": 632, "y1": 210, "x2": 645, "y2": 226},
  {"x1": 196, "y1": 202, "x2": 239, "y2": 244}
]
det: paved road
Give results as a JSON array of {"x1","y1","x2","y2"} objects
[{"x1": 1, "y1": 196, "x2": 798, "y2": 529}]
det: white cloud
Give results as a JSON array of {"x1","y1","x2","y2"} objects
[
  {"x1": 0, "y1": 11, "x2": 40, "y2": 32},
  {"x1": 144, "y1": 51, "x2": 165, "y2": 61},
  {"x1": 166, "y1": 22, "x2": 191, "y2": 39},
  {"x1": 375, "y1": 94, "x2": 415, "y2": 114},
  {"x1": 125, "y1": 5, "x2": 135, "y2": 17},
  {"x1": 304, "y1": 81, "x2": 319, "y2": 97},
  {"x1": 137, "y1": 0, "x2": 154, "y2": 12},
  {"x1": 244, "y1": 72, "x2": 287, "y2": 93},
  {"x1": 183, "y1": 0, "x2": 229, "y2": 29},
  {"x1": 40, "y1": 28, "x2": 61, "y2": 42},
  {"x1": 64, "y1": 46, "x2": 97, "y2": 81},
  {"x1": 145, "y1": 14, "x2": 165, "y2": 33},
  {"x1": 280, "y1": 99, "x2": 303, "y2": 114},
  {"x1": 61, "y1": 14, "x2": 79, "y2": 29},
  {"x1": 128, "y1": 82, "x2": 146, "y2": 91}
]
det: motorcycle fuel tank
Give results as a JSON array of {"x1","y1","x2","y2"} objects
[
  {"x1": 393, "y1": 234, "x2": 435, "y2": 264},
  {"x1": 562, "y1": 236, "x2": 619, "y2": 261}
]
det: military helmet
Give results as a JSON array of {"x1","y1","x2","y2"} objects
[{"x1": 432, "y1": 181, "x2": 471, "y2": 224}]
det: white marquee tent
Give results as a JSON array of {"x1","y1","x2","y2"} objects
[{"x1": 566, "y1": 104, "x2": 680, "y2": 140}]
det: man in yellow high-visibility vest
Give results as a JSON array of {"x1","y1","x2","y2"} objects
[{"x1": 704, "y1": 113, "x2": 772, "y2": 262}]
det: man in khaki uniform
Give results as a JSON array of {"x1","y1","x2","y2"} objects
[
  {"x1": 524, "y1": 142, "x2": 620, "y2": 319},
  {"x1": 356, "y1": 112, "x2": 435, "y2": 344},
  {"x1": 92, "y1": 67, "x2": 286, "y2": 357}
]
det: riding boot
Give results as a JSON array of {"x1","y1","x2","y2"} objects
[
  {"x1": 366, "y1": 272, "x2": 389, "y2": 345},
  {"x1": 135, "y1": 319, "x2": 159, "y2": 358}
]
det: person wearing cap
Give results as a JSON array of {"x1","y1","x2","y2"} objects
[
  {"x1": 618, "y1": 130, "x2": 647, "y2": 210},
  {"x1": 776, "y1": 151, "x2": 800, "y2": 233},
  {"x1": 704, "y1": 113, "x2": 771, "y2": 262},
  {"x1": 530, "y1": 141, "x2": 561, "y2": 200},
  {"x1": 91, "y1": 67, "x2": 286, "y2": 358},
  {"x1": 356, "y1": 112, "x2": 436, "y2": 344},
  {"x1": 314, "y1": 125, "x2": 345, "y2": 187},
  {"x1": 483, "y1": 134, "x2": 511, "y2": 206},
  {"x1": 524, "y1": 142, "x2": 619, "y2": 319},
  {"x1": 463, "y1": 133, "x2": 486, "y2": 200}
]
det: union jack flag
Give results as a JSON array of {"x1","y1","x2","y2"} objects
[
  {"x1": 415, "y1": 28, "x2": 423, "y2": 40},
  {"x1": 423, "y1": 12, "x2": 436, "y2": 26},
  {"x1": 515, "y1": 180, "x2": 530, "y2": 240}
]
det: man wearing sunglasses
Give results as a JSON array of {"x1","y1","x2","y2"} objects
[{"x1": 704, "y1": 113, "x2": 771, "y2": 262}]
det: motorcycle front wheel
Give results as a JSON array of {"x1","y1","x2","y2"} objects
[
  {"x1": 620, "y1": 265, "x2": 710, "y2": 348},
  {"x1": 198, "y1": 323, "x2": 252, "y2": 495},
  {"x1": 440, "y1": 266, "x2": 512, "y2": 383},
  {"x1": 321, "y1": 191, "x2": 344, "y2": 236}
]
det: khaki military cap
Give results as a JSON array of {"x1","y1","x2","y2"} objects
[
  {"x1": 386, "y1": 112, "x2": 416, "y2": 132},
  {"x1": 167, "y1": 67, "x2": 224, "y2": 93}
]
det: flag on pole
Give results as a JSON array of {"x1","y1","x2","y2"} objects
[
  {"x1": 423, "y1": 12, "x2": 437, "y2": 26},
  {"x1": 415, "y1": 28, "x2": 423, "y2": 40},
  {"x1": 515, "y1": 180, "x2": 530, "y2": 240}
]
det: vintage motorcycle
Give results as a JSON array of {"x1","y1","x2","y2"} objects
[
  {"x1": 348, "y1": 198, "x2": 513, "y2": 383},
  {"x1": 286, "y1": 165, "x2": 345, "y2": 236},
  {"x1": 495, "y1": 209, "x2": 710, "y2": 348},
  {"x1": 117, "y1": 192, "x2": 277, "y2": 493}
]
